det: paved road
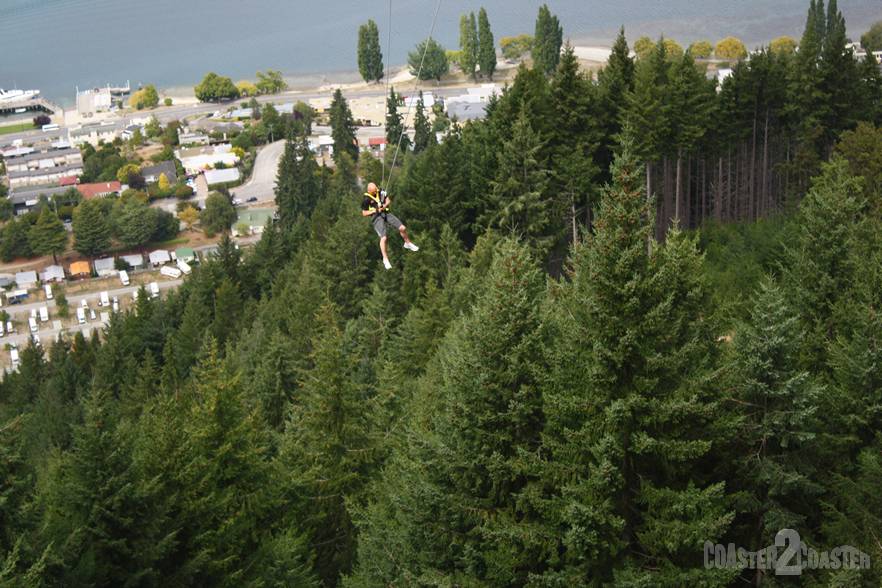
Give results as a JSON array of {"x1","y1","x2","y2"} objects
[
  {"x1": 232, "y1": 140, "x2": 285, "y2": 204},
  {"x1": 0, "y1": 85, "x2": 467, "y2": 147}
]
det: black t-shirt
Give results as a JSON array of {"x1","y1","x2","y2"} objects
[{"x1": 362, "y1": 194, "x2": 384, "y2": 216}]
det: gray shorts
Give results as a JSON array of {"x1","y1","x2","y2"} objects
[{"x1": 372, "y1": 213, "x2": 403, "y2": 237}]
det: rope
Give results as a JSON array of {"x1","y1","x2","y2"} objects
[
  {"x1": 381, "y1": 0, "x2": 393, "y2": 185},
  {"x1": 385, "y1": 0, "x2": 442, "y2": 194}
]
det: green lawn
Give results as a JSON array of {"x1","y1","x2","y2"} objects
[{"x1": 0, "y1": 122, "x2": 36, "y2": 136}]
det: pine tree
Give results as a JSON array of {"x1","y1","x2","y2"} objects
[
  {"x1": 0, "y1": 417, "x2": 31, "y2": 560},
  {"x1": 532, "y1": 4, "x2": 563, "y2": 75},
  {"x1": 477, "y1": 8, "x2": 496, "y2": 80},
  {"x1": 819, "y1": 0, "x2": 859, "y2": 144},
  {"x1": 597, "y1": 27, "x2": 636, "y2": 179},
  {"x1": 356, "y1": 19, "x2": 384, "y2": 83},
  {"x1": 275, "y1": 137, "x2": 321, "y2": 229},
  {"x1": 725, "y1": 279, "x2": 822, "y2": 553},
  {"x1": 551, "y1": 44, "x2": 600, "y2": 238},
  {"x1": 411, "y1": 91, "x2": 434, "y2": 154},
  {"x1": 277, "y1": 303, "x2": 375, "y2": 586},
  {"x1": 622, "y1": 39, "x2": 672, "y2": 204},
  {"x1": 458, "y1": 12, "x2": 478, "y2": 81},
  {"x1": 37, "y1": 387, "x2": 176, "y2": 585},
  {"x1": 161, "y1": 340, "x2": 312, "y2": 586},
  {"x1": 486, "y1": 109, "x2": 556, "y2": 255},
  {"x1": 668, "y1": 50, "x2": 713, "y2": 223},
  {"x1": 347, "y1": 239, "x2": 547, "y2": 586},
  {"x1": 384, "y1": 86, "x2": 409, "y2": 155},
  {"x1": 28, "y1": 207, "x2": 66, "y2": 264},
  {"x1": 73, "y1": 200, "x2": 111, "y2": 259},
  {"x1": 539, "y1": 139, "x2": 734, "y2": 585},
  {"x1": 783, "y1": 156, "x2": 866, "y2": 365},
  {"x1": 330, "y1": 89, "x2": 358, "y2": 163}
]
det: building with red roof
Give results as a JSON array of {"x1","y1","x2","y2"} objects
[{"x1": 76, "y1": 181, "x2": 122, "y2": 199}]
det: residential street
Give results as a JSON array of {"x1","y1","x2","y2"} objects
[{"x1": 231, "y1": 140, "x2": 285, "y2": 204}]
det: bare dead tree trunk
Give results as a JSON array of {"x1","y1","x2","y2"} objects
[
  {"x1": 762, "y1": 110, "x2": 770, "y2": 218},
  {"x1": 716, "y1": 156, "x2": 723, "y2": 222},
  {"x1": 675, "y1": 150, "x2": 682, "y2": 226}
]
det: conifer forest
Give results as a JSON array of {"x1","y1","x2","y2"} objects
[{"x1": 2, "y1": 1, "x2": 882, "y2": 585}]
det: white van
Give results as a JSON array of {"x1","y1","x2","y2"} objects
[
  {"x1": 149, "y1": 282, "x2": 160, "y2": 298},
  {"x1": 44, "y1": 284, "x2": 54, "y2": 300},
  {"x1": 6, "y1": 321, "x2": 14, "y2": 334},
  {"x1": 10, "y1": 348, "x2": 20, "y2": 368},
  {"x1": 28, "y1": 316, "x2": 37, "y2": 333},
  {"x1": 100, "y1": 291, "x2": 110, "y2": 307},
  {"x1": 160, "y1": 266, "x2": 182, "y2": 279},
  {"x1": 119, "y1": 270, "x2": 130, "y2": 286},
  {"x1": 39, "y1": 306, "x2": 49, "y2": 323},
  {"x1": 76, "y1": 307, "x2": 86, "y2": 324},
  {"x1": 112, "y1": 296, "x2": 119, "y2": 313},
  {"x1": 177, "y1": 259, "x2": 192, "y2": 275}
]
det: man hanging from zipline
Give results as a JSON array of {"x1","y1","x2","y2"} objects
[{"x1": 361, "y1": 182, "x2": 419, "y2": 270}]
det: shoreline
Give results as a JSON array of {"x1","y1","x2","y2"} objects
[{"x1": 52, "y1": 45, "x2": 615, "y2": 108}]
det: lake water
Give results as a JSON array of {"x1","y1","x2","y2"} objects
[{"x1": 1, "y1": 0, "x2": 879, "y2": 104}]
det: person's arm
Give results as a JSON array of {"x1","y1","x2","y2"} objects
[{"x1": 361, "y1": 208, "x2": 378, "y2": 217}]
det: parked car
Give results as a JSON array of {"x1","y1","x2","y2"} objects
[
  {"x1": 44, "y1": 284, "x2": 53, "y2": 299},
  {"x1": 119, "y1": 270, "x2": 130, "y2": 286},
  {"x1": 76, "y1": 307, "x2": 86, "y2": 324},
  {"x1": 28, "y1": 317, "x2": 37, "y2": 333},
  {"x1": 246, "y1": 196, "x2": 258, "y2": 203},
  {"x1": 149, "y1": 282, "x2": 160, "y2": 299},
  {"x1": 89, "y1": 308, "x2": 97, "y2": 321},
  {"x1": 100, "y1": 291, "x2": 110, "y2": 307},
  {"x1": 39, "y1": 306, "x2": 49, "y2": 323}
]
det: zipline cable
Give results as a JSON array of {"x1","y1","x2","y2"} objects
[
  {"x1": 385, "y1": 0, "x2": 442, "y2": 194},
  {"x1": 381, "y1": 0, "x2": 393, "y2": 186}
]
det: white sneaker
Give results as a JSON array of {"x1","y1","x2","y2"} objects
[
  {"x1": 403, "y1": 242, "x2": 419, "y2": 252},
  {"x1": 383, "y1": 258, "x2": 392, "y2": 270}
]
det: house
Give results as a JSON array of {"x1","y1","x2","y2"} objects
[
  {"x1": 203, "y1": 168, "x2": 240, "y2": 186},
  {"x1": 7, "y1": 164, "x2": 85, "y2": 188},
  {"x1": 59, "y1": 175, "x2": 79, "y2": 187},
  {"x1": 364, "y1": 136, "x2": 387, "y2": 155},
  {"x1": 141, "y1": 161, "x2": 177, "y2": 185},
  {"x1": 120, "y1": 254, "x2": 145, "y2": 270},
  {"x1": 2, "y1": 147, "x2": 83, "y2": 174},
  {"x1": 77, "y1": 181, "x2": 122, "y2": 199},
  {"x1": 39, "y1": 265, "x2": 65, "y2": 283},
  {"x1": 175, "y1": 247, "x2": 196, "y2": 263},
  {"x1": 68, "y1": 261, "x2": 91, "y2": 278},
  {"x1": 121, "y1": 124, "x2": 143, "y2": 141},
  {"x1": 148, "y1": 250, "x2": 171, "y2": 266},
  {"x1": 445, "y1": 101, "x2": 487, "y2": 122},
  {"x1": 8, "y1": 185, "x2": 71, "y2": 215},
  {"x1": 308, "y1": 135, "x2": 334, "y2": 157},
  {"x1": 178, "y1": 131, "x2": 210, "y2": 146},
  {"x1": 0, "y1": 146, "x2": 34, "y2": 159},
  {"x1": 14, "y1": 270, "x2": 38, "y2": 289},
  {"x1": 176, "y1": 144, "x2": 239, "y2": 174},
  {"x1": 69, "y1": 122, "x2": 121, "y2": 147},
  {"x1": 93, "y1": 257, "x2": 117, "y2": 276}
]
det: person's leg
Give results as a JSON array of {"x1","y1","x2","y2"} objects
[
  {"x1": 374, "y1": 216, "x2": 392, "y2": 268},
  {"x1": 386, "y1": 214, "x2": 418, "y2": 250}
]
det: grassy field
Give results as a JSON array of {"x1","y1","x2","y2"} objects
[{"x1": 0, "y1": 122, "x2": 36, "y2": 136}]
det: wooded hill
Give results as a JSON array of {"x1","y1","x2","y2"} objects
[{"x1": 2, "y1": 1, "x2": 882, "y2": 585}]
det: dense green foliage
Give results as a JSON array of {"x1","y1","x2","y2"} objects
[
  {"x1": 532, "y1": 4, "x2": 563, "y2": 75},
  {"x1": 356, "y1": 20, "x2": 384, "y2": 84},
  {"x1": 408, "y1": 37, "x2": 449, "y2": 81},
  {"x1": 2, "y1": 3, "x2": 881, "y2": 586},
  {"x1": 194, "y1": 72, "x2": 240, "y2": 102}
]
